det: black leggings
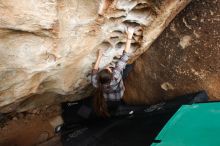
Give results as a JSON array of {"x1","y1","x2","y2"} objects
[{"x1": 107, "y1": 100, "x2": 125, "y2": 115}]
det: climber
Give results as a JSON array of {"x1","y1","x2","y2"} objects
[{"x1": 91, "y1": 26, "x2": 135, "y2": 117}]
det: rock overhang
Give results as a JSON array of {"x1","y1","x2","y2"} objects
[{"x1": 0, "y1": 0, "x2": 191, "y2": 112}]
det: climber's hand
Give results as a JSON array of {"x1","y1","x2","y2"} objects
[
  {"x1": 98, "y1": 48, "x2": 106, "y2": 57},
  {"x1": 135, "y1": 26, "x2": 143, "y2": 32},
  {"x1": 133, "y1": 26, "x2": 143, "y2": 36},
  {"x1": 127, "y1": 27, "x2": 135, "y2": 39}
]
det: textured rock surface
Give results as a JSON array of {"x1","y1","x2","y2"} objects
[
  {"x1": 124, "y1": 0, "x2": 220, "y2": 104},
  {"x1": 0, "y1": 0, "x2": 191, "y2": 112}
]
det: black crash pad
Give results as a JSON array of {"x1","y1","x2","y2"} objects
[{"x1": 60, "y1": 91, "x2": 208, "y2": 146}]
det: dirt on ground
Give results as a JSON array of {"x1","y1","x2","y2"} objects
[{"x1": 0, "y1": 105, "x2": 62, "y2": 146}]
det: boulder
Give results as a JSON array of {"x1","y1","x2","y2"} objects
[
  {"x1": 124, "y1": 0, "x2": 220, "y2": 104},
  {"x1": 0, "y1": 0, "x2": 191, "y2": 112}
]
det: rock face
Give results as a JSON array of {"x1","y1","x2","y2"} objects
[
  {"x1": 124, "y1": 0, "x2": 220, "y2": 104},
  {"x1": 0, "y1": 0, "x2": 191, "y2": 112}
]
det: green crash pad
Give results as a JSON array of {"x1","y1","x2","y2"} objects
[{"x1": 152, "y1": 102, "x2": 220, "y2": 146}]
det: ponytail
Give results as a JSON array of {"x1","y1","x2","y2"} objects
[
  {"x1": 93, "y1": 69, "x2": 112, "y2": 117},
  {"x1": 93, "y1": 84, "x2": 110, "y2": 117}
]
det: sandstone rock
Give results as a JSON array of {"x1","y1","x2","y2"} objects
[
  {"x1": 37, "y1": 132, "x2": 49, "y2": 144},
  {"x1": 124, "y1": 0, "x2": 220, "y2": 104},
  {"x1": 0, "y1": 0, "x2": 191, "y2": 112},
  {"x1": 0, "y1": 0, "x2": 57, "y2": 32}
]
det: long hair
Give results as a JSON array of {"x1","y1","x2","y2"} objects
[{"x1": 93, "y1": 69, "x2": 112, "y2": 117}]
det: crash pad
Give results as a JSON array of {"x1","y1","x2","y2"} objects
[{"x1": 152, "y1": 102, "x2": 220, "y2": 146}]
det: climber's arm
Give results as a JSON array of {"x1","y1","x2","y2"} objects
[
  {"x1": 124, "y1": 27, "x2": 135, "y2": 53},
  {"x1": 112, "y1": 27, "x2": 135, "y2": 81},
  {"x1": 91, "y1": 49, "x2": 105, "y2": 88},
  {"x1": 93, "y1": 49, "x2": 105, "y2": 71}
]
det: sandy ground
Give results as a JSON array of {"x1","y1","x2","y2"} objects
[{"x1": 0, "y1": 105, "x2": 62, "y2": 146}]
